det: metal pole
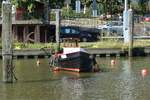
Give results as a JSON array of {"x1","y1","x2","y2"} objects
[
  {"x1": 123, "y1": 0, "x2": 129, "y2": 43},
  {"x1": 2, "y1": 1, "x2": 13, "y2": 83},
  {"x1": 128, "y1": 9, "x2": 134, "y2": 57},
  {"x1": 55, "y1": 9, "x2": 61, "y2": 52},
  {"x1": 125, "y1": 0, "x2": 128, "y2": 11}
]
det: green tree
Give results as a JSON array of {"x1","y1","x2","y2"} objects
[
  {"x1": 11, "y1": 0, "x2": 35, "y2": 12},
  {"x1": 96, "y1": 0, "x2": 123, "y2": 18},
  {"x1": 49, "y1": 0, "x2": 65, "y2": 8},
  {"x1": 80, "y1": 0, "x2": 91, "y2": 13},
  {"x1": 138, "y1": 0, "x2": 150, "y2": 14}
]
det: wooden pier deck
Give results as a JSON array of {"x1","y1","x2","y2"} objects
[{"x1": 0, "y1": 47, "x2": 150, "y2": 59}]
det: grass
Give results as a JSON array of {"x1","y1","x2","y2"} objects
[
  {"x1": 9, "y1": 39, "x2": 150, "y2": 50},
  {"x1": 140, "y1": 21, "x2": 150, "y2": 24},
  {"x1": 133, "y1": 39, "x2": 150, "y2": 47}
]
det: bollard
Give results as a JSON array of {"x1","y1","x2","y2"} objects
[
  {"x1": 55, "y1": 9, "x2": 61, "y2": 52},
  {"x1": 2, "y1": 1, "x2": 13, "y2": 83},
  {"x1": 128, "y1": 9, "x2": 134, "y2": 57}
]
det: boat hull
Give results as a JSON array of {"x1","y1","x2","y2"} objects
[{"x1": 50, "y1": 51, "x2": 92, "y2": 72}]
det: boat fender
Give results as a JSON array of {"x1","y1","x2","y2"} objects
[
  {"x1": 111, "y1": 59, "x2": 116, "y2": 65},
  {"x1": 36, "y1": 59, "x2": 40, "y2": 66},
  {"x1": 53, "y1": 67, "x2": 60, "y2": 71}
]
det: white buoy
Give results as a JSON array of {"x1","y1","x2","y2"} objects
[{"x1": 36, "y1": 59, "x2": 40, "y2": 66}]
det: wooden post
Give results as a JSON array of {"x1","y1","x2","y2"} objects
[
  {"x1": 44, "y1": 30, "x2": 47, "y2": 43},
  {"x1": 12, "y1": 25, "x2": 18, "y2": 42},
  {"x1": 23, "y1": 26, "x2": 29, "y2": 43},
  {"x1": 15, "y1": 26, "x2": 18, "y2": 41},
  {"x1": 2, "y1": 1, "x2": 13, "y2": 83},
  {"x1": 55, "y1": 9, "x2": 61, "y2": 52},
  {"x1": 128, "y1": 9, "x2": 134, "y2": 57},
  {"x1": 34, "y1": 25, "x2": 40, "y2": 43}
]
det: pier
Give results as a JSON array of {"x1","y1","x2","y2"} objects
[{"x1": 0, "y1": 47, "x2": 150, "y2": 59}]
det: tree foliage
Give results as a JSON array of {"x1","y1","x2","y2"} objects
[
  {"x1": 0, "y1": 0, "x2": 149, "y2": 15},
  {"x1": 11, "y1": 0, "x2": 35, "y2": 12},
  {"x1": 138, "y1": 0, "x2": 150, "y2": 14}
]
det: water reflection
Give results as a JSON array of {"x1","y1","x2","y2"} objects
[
  {"x1": 117, "y1": 58, "x2": 135, "y2": 100},
  {"x1": 0, "y1": 57, "x2": 150, "y2": 100},
  {"x1": 60, "y1": 77, "x2": 83, "y2": 100},
  {"x1": 141, "y1": 68, "x2": 148, "y2": 78}
]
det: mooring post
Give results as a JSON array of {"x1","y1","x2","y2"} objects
[
  {"x1": 128, "y1": 9, "x2": 134, "y2": 57},
  {"x1": 55, "y1": 9, "x2": 61, "y2": 52},
  {"x1": 2, "y1": 1, "x2": 13, "y2": 83},
  {"x1": 34, "y1": 25, "x2": 40, "y2": 43}
]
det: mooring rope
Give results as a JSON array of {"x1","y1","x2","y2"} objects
[
  {"x1": 6, "y1": 60, "x2": 18, "y2": 81},
  {"x1": 12, "y1": 65, "x2": 18, "y2": 81},
  {"x1": 40, "y1": 47, "x2": 52, "y2": 57},
  {"x1": 12, "y1": 50, "x2": 18, "y2": 81}
]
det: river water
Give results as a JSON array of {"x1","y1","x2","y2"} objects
[{"x1": 0, "y1": 57, "x2": 150, "y2": 100}]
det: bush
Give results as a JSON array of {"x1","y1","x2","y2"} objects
[{"x1": 50, "y1": 13, "x2": 55, "y2": 21}]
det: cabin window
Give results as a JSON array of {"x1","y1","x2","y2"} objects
[
  {"x1": 71, "y1": 29, "x2": 79, "y2": 34},
  {"x1": 64, "y1": 29, "x2": 71, "y2": 34}
]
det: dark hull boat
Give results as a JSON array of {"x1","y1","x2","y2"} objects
[
  {"x1": 58, "y1": 51, "x2": 92, "y2": 72},
  {"x1": 49, "y1": 48, "x2": 93, "y2": 72},
  {"x1": 49, "y1": 38, "x2": 99, "y2": 72}
]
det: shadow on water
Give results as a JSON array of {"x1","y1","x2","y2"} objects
[
  {"x1": 0, "y1": 71, "x2": 102, "y2": 84},
  {"x1": 99, "y1": 66, "x2": 110, "y2": 72},
  {"x1": 0, "y1": 58, "x2": 111, "y2": 84}
]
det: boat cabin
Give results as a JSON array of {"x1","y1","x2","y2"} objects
[
  {"x1": 63, "y1": 38, "x2": 79, "y2": 47},
  {"x1": 62, "y1": 38, "x2": 87, "y2": 54}
]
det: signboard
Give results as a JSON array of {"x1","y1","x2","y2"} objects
[
  {"x1": 76, "y1": 0, "x2": 81, "y2": 13},
  {"x1": 92, "y1": 0, "x2": 97, "y2": 17},
  {"x1": 65, "y1": 0, "x2": 71, "y2": 4}
]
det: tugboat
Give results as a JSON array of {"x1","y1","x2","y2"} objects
[{"x1": 49, "y1": 38, "x2": 99, "y2": 72}]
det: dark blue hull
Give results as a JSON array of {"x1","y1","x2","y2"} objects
[{"x1": 50, "y1": 51, "x2": 92, "y2": 72}]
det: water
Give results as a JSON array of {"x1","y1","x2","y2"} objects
[{"x1": 0, "y1": 57, "x2": 150, "y2": 100}]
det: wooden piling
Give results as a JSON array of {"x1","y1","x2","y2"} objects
[
  {"x1": 44, "y1": 30, "x2": 47, "y2": 43},
  {"x1": 35, "y1": 25, "x2": 40, "y2": 43},
  {"x1": 12, "y1": 26, "x2": 17, "y2": 41},
  {"x1": 23, "y1": 26, "x2": 28, "y2": 43},
  {"x1": 2, "y1": 1, "x2": 13, "y2": 83},
  {"x1": 128, "y1": 9, "x2": 134, "y2": 57},
  {"x1": 55, "y1": 9, "x2": 61, "y2": 52}
]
